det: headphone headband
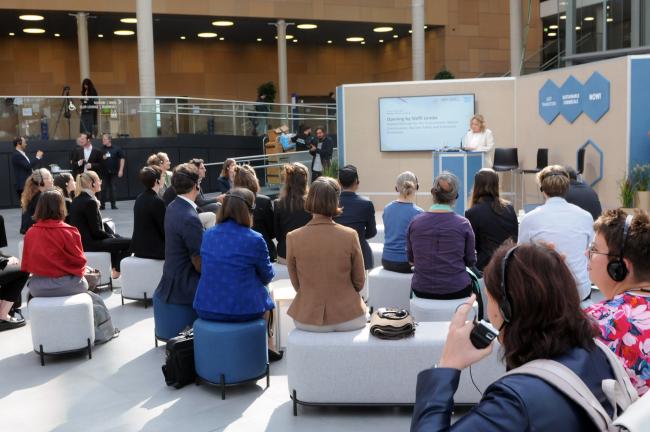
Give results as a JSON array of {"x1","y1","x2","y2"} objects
[
  {"x1": 607, "y1": 214, "x2": 633, "y2": 282},
  {"x1": 225, "y1": 192, "x2": 255, "y2": 212},
  {"x1": 499, "y1": 246, "x2": 518, "y2": 325}
]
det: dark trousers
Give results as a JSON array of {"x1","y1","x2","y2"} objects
[
  {"x1": 80, "y1": 110, "x2": 97, "y2": 136},
  {"x1": 412, "y1": 283, "x2": 473, "y2": 300},
  {"x1": 312, "y1": 171, "x2": 322, "y2": 182},
  {"x1": 100, "y1": 173, "x2": 117, "y2": 207},
  {"x1": 16, "y1": 189, "x2": 23, "y2": 201},
  {"x1": 0, "y1": 266, "x2": 29, "y2": 306},
  {"x1": 87, "y1": 236, "x2": 132, "y2": 272},
  {"x1": 382, "y1": 259, "x2": 413, "y2": 274}
]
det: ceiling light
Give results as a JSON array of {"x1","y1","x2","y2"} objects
[
  {"x1": 23, "y1": 28, "x2": 45, "y2": 34},
  {"x1": 219, "y1": 37, "x2": 225, "y2": 40},
  {"x1": 346, "y1": 37, "x2": 364, "y2": 42},
  {"x1": 584, "y1": 16, "x2": 595, "y2": 21},
  {"x1": 114, "y1": 30, "x2": 134, "y2": 36},
  {"x1": 575, "y1": 25, "x2": 581, "y2": 30},
  {"x1": 408, "y1": 29, "x2": 412, "y2": 33},
  {"x1": 292, "y1": 39, "x2": 297, "y2": 43},
  {"x1": 373, "y1": 26, "x2": 393, "y2": 33},
  {"x1": 560, "y1": 15, "x2": 566, "y2": 20},
  {"x1": 379, "y1": 39, "x2": 384, "y2": 43},
  {"x1": 256, "y1": 38, "x2": 262, "y2": 42},
  {"x1": 327, "y1": 40, "x2": 332, "y2": 44},
  {"x1": 198, "y1": 32, "x2": 218, "y2": 38},
  {"x1": 212, "y1": 20, "x2": 234, "y2": 27},
  {"x1": 9, "y1": 32, "x2": 15, "y2": 36},
  {"x1": 180, "y1": 36, "x2": 186, "y2": 40},
  {"x1": 54, "y1": 33, "x2": 60, "y2": 37},
  {"x1": 424, "y1": 25, "x2": 428, "y2": 29},
  {"x1": 393, "y1": 34, "x2": 398, "y2": 38},
  {"x1": 120, "y1": 18, "x2": 137, "y2": 24},
  {"x1": 547, "y1": 32, "x2": 557, "y2": 37},
  {"x1": 297, "y1": 24, "x2": 317, "y2": 30},
  {"x1": 19, "y1": 15, "x2": 44, "y2": 21},
  {"x1": 360, "y1": 41, "x2": 366, "y2": 45},
  {"x1": 549, "y1": 24, "x2": 558, "y2": 29},
  {"x1": 607, "y1": 17, "x2": 614, "y2": 22},
  {"x1": 98, "y1": 34, "x2": 103, "y2": 38}
]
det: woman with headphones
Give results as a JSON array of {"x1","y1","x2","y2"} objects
[
  {"x1": 69, "y1": 170, "x2": 131, "y2": 279},
  {"x1": 20, "y1": 168, "x2": 53, "y2": 234},
  {"x1": 585, "y1": 209, "x2": 650, "y2": 397},
  {"x1": 411, "y1": 241, "x2": 620, "y2": 430}
]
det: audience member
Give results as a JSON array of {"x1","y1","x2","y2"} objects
[
  {"x1": 53, "y1": 173, "x2": 76, "y2": 222},
  {"x1": 217, "y1": 158, "x2": 237, "y2": 193},
  {"x1": 584, "y1": 209, "x2": 650, "y2": 396},
  {"x1": 335, "y1": 165, "x2": 376, "y2": 269},
  {"x1": 309, "y1": 126, "x2": 334, "y2": 181},
  {"x1": 161, "y1": 165, "x2": 216, "y2": 230},
  {"x1": 518, "y1": 165, "x2": 593, "y2": 301},
  {"x1": 20, "y1": 168, "x2": 53, "y2": 234},
  {"x1": 131, "y1": 166, "x2": 166, "y2": 260},
  {"x1": 407, "y1": 172, "x2": 476, "y2": 299},
  {"x1": 274, "y1": 163, "x2": 312, "y2": 262},
  {"x1": 0, "y1": 215, "x2": 28, "y2": 331},
  {"x1": 157, "y1": 152, "x2": 172, "y2": 190},
  {"x1": 21, "y1": 190, "x2": 118, "y2": 343},
  {"x1": 99, "y1": 133, "x2": 125, "y2": 210},
  {"x1": 286, "y1": 177, "x2": 366, "y2": 332},
  {"x1": 411, "y1": 242, "x2": 615, "y2": 430},
  {"x1": 233, "y1": 165, "x2": 276, "y2": 261},
  {"x1": 565, "y1": 165, "x2": 603, "y2": 220},
  {"x1": 80, "y1": 78, "x2": 98, "y2": 136},
  {"x1": 155, "y1": 164, "x2": 204, "y2": 305},
  {"x1": 465, "y1": 168, "x2": 518, "y2": 271},
  {"x1": 70, "y1": 132, "x2": 103, "y2": 178},
  {"x1": 12, "y1": 136, "x2": 44, "y2": 200},
  {"x1": 146, "y1": 153, "x2": 168, "y2": 196},
  {"x1": 69, "y1": 171, "x2": 131, "y2": 278},
  {"x1": 291, "y1": 124, "x2": 316, "y2": 151},
  {"x1": 193, "y1": 188, "x2": 282, "y2": 360},
  {"x1": 189, "y1": 158, "x2": 220, "y2": 213},
  {"x1": 381, "y1": 171, "x2": 423, "y2": 273}
]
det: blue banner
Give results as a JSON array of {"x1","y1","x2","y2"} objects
[
  {"x1": 538, "y1": 73, "x2": 610, "y2": 124},
  {"x1": 539, "y1": 80, "x2": 561, "y2": 124}
]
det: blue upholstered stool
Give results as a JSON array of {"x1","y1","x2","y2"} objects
[
  {"x1": 193, "y1": 318, "x2": 269, "y2": 399},
  {"x1": 153, "y1": 294, "x2": 198, "y2": 346}
]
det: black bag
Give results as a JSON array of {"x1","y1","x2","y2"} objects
[{"x1": 161, "y1": 328, "x2": 195, "y2": 389}]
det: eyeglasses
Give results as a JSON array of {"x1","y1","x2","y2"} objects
[{"x1": 587, "y1": 242, "x2": 614, "y2": 260}]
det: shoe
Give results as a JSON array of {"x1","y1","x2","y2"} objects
[
  {"x1": 99, "y1": 205, "x2": 106, "y2": 210},
  {"x1": 0, "y1": 316, "x2": 26, "y2": 332},
  {"x1": 268, "y1": 349, "x2": 284, "y2": 362},
  {"x1": 111, "y1": 205, "x2": 118, "y2": 210}
]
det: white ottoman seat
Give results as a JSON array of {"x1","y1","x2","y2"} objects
[
  {"x1": 271, "y1": 262, "x2": 290, "y2": 281},
  {"x1": 269, "y1": 279, "x2": 297, "y2": 350},
  {"x1": 29, "y1": 294, "x2": 95, "y2": 366},
  {"x1": 120, "y1": 256, "x2": 164, "y2": 307},
  {"x1": 369, "y1": 243, "x2": 383, "y2": 269},
  {"x1": 410, "y1": 295, "x2": 475, "y2": 322},
  {"x1": 85, "y1": 252, "x2": 113, "y2": 288},
  {"x1": 367, "y1": 267, "x2": 413, "y2": 312},
  {"x1": 287, "y1": 322, "x2": 503, "y2": 415},
  {"x1": 372, "y1": 224, "x2": 384, "y2": 244}
]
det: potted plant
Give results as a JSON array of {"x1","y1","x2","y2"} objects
[
  {"x1": 322, "y1": 159, "x2": 339, "y2": 179},
  {"x1": 618, "y1": 173, "x2": 635, "y2": 214},
  {"x1": 631, "y1": 164, "x2": 650, "y2": 212}
]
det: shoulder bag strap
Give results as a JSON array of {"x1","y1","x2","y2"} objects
[{"x1": 593, "y1": 339, "x2": 639, "y2": 411}]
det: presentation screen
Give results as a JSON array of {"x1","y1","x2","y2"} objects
[{"x1": 379, "y1": 94, "x2": 475, "y2": 152}]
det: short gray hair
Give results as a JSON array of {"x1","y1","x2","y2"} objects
[{"x1": 431, "y1": 171, "x2": 459, "y2": 204}]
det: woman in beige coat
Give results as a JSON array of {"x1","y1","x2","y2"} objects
[{"x1": 286, "y1": 177, "x2": 367, "y2": 332}]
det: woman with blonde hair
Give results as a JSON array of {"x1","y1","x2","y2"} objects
[
  {"x1": 381, "y1": 171, "x2": 423, "y2": 273},
  {"x1": 462, "y1": 114, "x2": 495, "y2": 167},
  {"x1": 274, "y1": 162, "x2": 311, "y2": 263},
  {"x1": 20, "y1": 168, "x2": 53, "y2": 234}
]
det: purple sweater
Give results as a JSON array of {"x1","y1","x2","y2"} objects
[{"x1": 407, "y1": 212, "x2": 476, "y2": 295}]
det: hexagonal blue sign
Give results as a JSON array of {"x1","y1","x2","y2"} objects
[
  {"x1": 539, "y1": 79, "x2": 561, "y2": 124},
  {"x1": 559, "y1": 76, "x2": 583, "y2": 123},
  {"x1": 581, "y1": 72, "x2": 610, "y2": 122}
]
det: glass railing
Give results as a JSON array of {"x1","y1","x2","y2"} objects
[{"x1": 0, "y1": 96, "x2": 336, "y2": 141}]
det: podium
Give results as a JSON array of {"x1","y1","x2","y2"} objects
[{"x1": 432, "y1": 151, "x2": 485, "y2": 215}]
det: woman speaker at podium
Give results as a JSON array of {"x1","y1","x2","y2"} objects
[{"x1": 462, "y1": 114, "x2": 495, "y2": 167}]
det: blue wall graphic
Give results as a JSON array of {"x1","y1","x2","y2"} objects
[
  {"x1": 539, "y1": 80, "x2": 561, "y2": 124},
  {"x1": 538, "y1": 72, "x2": 610, "y2": 124}
]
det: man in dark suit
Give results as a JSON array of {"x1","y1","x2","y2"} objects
[
  {"x1": 189, "y1": 158, "x2": 220, "y2": 213},
  {"x1": 155, "y1": 163, "x2": 204, "y2": 305},
  {"x1": 11, "y1": 136, "x2": 44, "y2": 199},
  {"x1": 310, "y1": 126, "x2": 334, "y2": 181},
  {"x1": 334, "y1": 165, "x2": 377, "y2": 269},
  {"x1": 131, "y1": 166, "x2": 166, "y2": 260},
  {"x1": 99, "y1": 133, "x2": 126, "y2": 210},
  {"x1": 565, "y1": 166, "x2": 602, "y2": 221},
  {"x1": 70, "y1": 132, "x2": 104, "y2": 178}
]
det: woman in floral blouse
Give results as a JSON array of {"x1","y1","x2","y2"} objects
[{"x1": 584, "y1": 209, "x2": 650, "y2": 396}]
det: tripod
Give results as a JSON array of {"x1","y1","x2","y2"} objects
[{"x1": 52, "y1": 85, "x2": 74, "y2": 140}]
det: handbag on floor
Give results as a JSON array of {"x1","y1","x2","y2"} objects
[
  {"x1": 84, "y1": 266, "x2": 101, "y2": 292},
  {"x1": 161, "y1": 328, "x2": 196, "y2": 389},
  {"x1": 370, "y1": 308, "x2": 415, "y2": 340}
]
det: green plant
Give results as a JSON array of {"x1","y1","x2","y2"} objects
[
  {"x1": 257, "y1": 82, "x2": 276, "y2": 103},
  {"x1": 619, "y1": 173, "x2": 635, "y2": 208},
  {"x1": 434, "y1": 69, "x2": 454, "y2": 80},
  {"x1": 322, "y1": 159, "x2": 339, "y2": 179},
  {"x1": 631, "y1": 164, "x2": 650, "y2": 192}
]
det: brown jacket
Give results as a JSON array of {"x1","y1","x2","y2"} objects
[{"x1": 286, "y1": 214, "x2": 366, "y2": 325}]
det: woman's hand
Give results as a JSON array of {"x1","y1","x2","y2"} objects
[{"x1": 438, "y1": 294, "x2": 494, "y2": 370}]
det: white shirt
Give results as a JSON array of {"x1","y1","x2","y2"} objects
[
  {"x1": 312, "y1": 141, "x2": 323, "y2": 172},
  {"x1": 83, "y1": 145, "x2": 92, "y2": 172},
  {"x1": 518, "y1": 197, "x2": 594, "y2": 300},
  {"x1": 462, "y1": 129, "x2": 495, "y2": 167},
  {"x1": 178, "y1": 195, "x2": 199, "y2": 212}
]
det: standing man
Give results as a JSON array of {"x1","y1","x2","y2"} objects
[
  {"x1": 292, "y1": 124, "x2": 317, "y2": 152},
  {"x1": 100, "y1": 133, "x2": 125, "y2": 210},
  {"x1": 309, "y1": 126, "x2": 334, "y2": 181},
  {"x1": 70, "y1": 132, "x2": 103, "y2": 179},
  {"x1": 12, "y1": 136, "x2": 44, "y2": 200}
]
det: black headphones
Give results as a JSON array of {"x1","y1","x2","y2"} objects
[
  {"x1": 174, "y1": 170, "x2": 200, "y2": 189},
  {"x1": 498, "y1": 246, "x2": 518, "y2": 326},
  {"x1": 539, "y1": 171, "x2": 568, "y2": 193},
  {"x1": 82, "y1": 172, "x2": 96, "y2": 188},
  {"x1": 607, "y1": 214, "x2": 633, "y2": 282},
  {"x1": 395, "y1": 174, "x2": 420, "y2": 193},
  {"x1": 32, "y1": 169, "x2": 45, "y2": 187},
  {"x1": 225, "y1": 192, "x2": 255, "y2": 212}
]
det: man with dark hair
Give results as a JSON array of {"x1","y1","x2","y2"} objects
[
  {"x1": 131, "y1": 166, "x2": 166, "y2": 260},
  {"x1": 188, "y1": 158, "x2": 220, "y2": 213},
  {"x1": 564, "y1": 165, "x2": 602, "y2": 221},
  {"x1": 70, "y1": 132, "x2": 103, "y2": 178},
  {"x1": 334, "y1": 165, "x2": 376, "y2": 269},
  {"x1": 11, "y1": 136, "x2": 44, "y2": 200},
  {"x1": 292, "y1": 124, "x2": 316, "y2": 152},
  {"x1": 155, "y1": 163, "x2": 204, "y2": 305},
  {"x1": 309, "y1": 126, "x2": 334, "y2": 180},
  {"x1": 100, "y1": 133, "x2": 125, "y2": 210}
]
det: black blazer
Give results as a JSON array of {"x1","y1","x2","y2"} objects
[
  {"x1": 70, "y1": 146, "x2": 104, "y2": 178},
  {"x1": 464, "y1": 197, "x2": 518, "y2": 270},
  {"x1": 566, "y1": 180, "x2": 603, "y2": 221},
  {"x1": 335, "y1": 191, "x2": 377, "y2": 269},
  {"x1": 216, "y1": 176, "x2": 231, "y2": 193},
  {"x1": 12, "y1": 150, "x2": 41, "y2": 191},
  {"x1": 253, "y1": 194, "x2": 276, "y2": 261},
  {"x1": 131, "y1": 189, "x2": 166, "y2": 260},
  {"x1": 20, "y1": 192, "x2": 41, "y2": 235},
  {"x1": 309, "y1": 136, "x2": 334, "y2": 171},
  {"x1": 273, "y1": 199, "x2": 312, "y2": 259},
  {"x1": 69, "y1": 191, "x2": 111, "y2": 249}
]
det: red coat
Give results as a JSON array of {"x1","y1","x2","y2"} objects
[{"x1": 22, "y1": 219, "x2": 87, "y2": 278}]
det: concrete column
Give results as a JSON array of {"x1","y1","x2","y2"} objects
[
  {"x1": 565, "y1": 0, "x2": 576, "y2": 66},
  {"x1": 601, "y1": 0, "x2": 607, "y2": 51},
  {"x1": 644, "y1": 0, "x2": 650, "y2": 46},
  {"x1": 75, "y1": 13, "x2": 90, "y2": 83},
  {"x1": 509, "y1": 0, "x2": 522, "y2": 76},
  {"x1": 136, "y1": 0, "x2": 157, "y2": 137},
  {"x1": 276, "y1": 19, "x2": 288, "y2": 108},
  {"x1": 411, "y1": 0, "x2": 425, "y2": 81},
  {"x1": 631, "y1": 0, "x2": 641, "y2": 48}
]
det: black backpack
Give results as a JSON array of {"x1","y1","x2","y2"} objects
[{"x1": 161, "y1": 328, "x2": 195, "y2": 389}]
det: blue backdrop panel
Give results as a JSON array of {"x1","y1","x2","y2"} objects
[
  {"x1": 539, "y1": 80, "x2": 561, "y2": 124},
  {"x1": 629, "y1": 58, "x2": 650, "y2": 171},
  {"x1": 433, "y1": 151, "x2": 484, "y2": 215},
  {"x1": 582, "y1": 72, "x2": 610, "y2": 122},
  {"x1": 559, "y1": 76, "x2": 583, "y2": 123}
]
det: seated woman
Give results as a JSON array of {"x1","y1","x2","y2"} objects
[
  {"x1": 216, "y1": 158, "x2": 236, "y2": 193},
  {"x1": 411, "y1": 242, "x2": 617, "y2": 430},
  {"x1": 53, "y1": 172, "x2": 76, "y2": 223},
  {"x1": 0, "y1": 214, "x2": 29, "y2": 331},
  {"x1": 21, "y1": 190, "x2": 118, "y2": 343},
  {"x1": 585, "y1": 209, "x2": 650, "y2": 396},
  {"x1": 407, "y1": 172, "x2": 476, "y2": 299},
  {"x1": 381, "y1": 171, "x2": 423, "y2": 273},
  {"x1": 131, "y1": 166, "x2": 166, "y2": 260},
  {"x1": 465, "y1": 168, "x2": 518, "y2": 271},
  {"x1": 274, "y1": 163, "x2": 312, "y2": 263},
  {"x1": 286, "y1": 177, "x2": 367, "y2": 332},
  {"x1": 69, "y1": 171, "x2": 131, "y2": 279},
  {"x1": 193, "y1": 188, "x2": 281, "y2": 359},
  {"x1": 233, "y1": 164, "x2": 276, "y2": 261},
  {"x1": 20, "y1": 168, "x2": 53, "y2": 234}
]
